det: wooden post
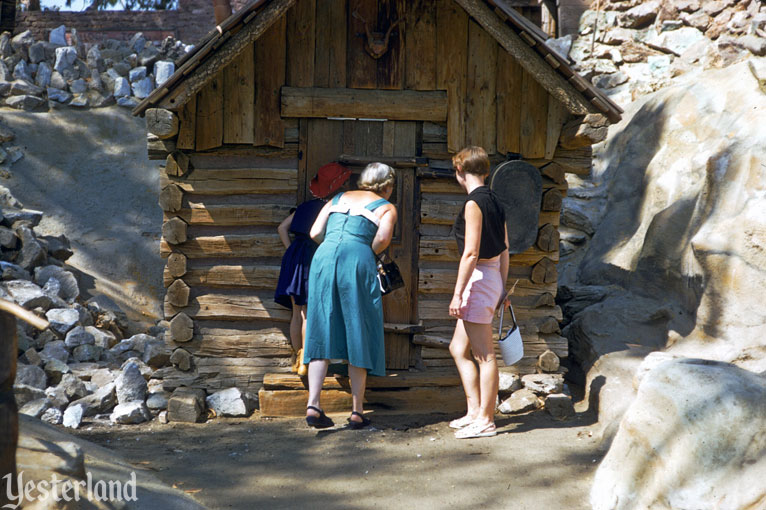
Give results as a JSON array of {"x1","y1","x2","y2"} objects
[{"x1": 0, "y1": 309, "x2": 18, "y2": 508}]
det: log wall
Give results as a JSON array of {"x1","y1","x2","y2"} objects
[{"x1": 0, "y1": 310, "x2": 18, "y2": 507}]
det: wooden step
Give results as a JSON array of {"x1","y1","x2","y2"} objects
[{"x1": 262, "y1": 370, "x2": 461, "y2": 390}]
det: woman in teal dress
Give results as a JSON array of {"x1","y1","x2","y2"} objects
[{"x1": 303, "y1": 163, "x2": 398, "y2": 429}]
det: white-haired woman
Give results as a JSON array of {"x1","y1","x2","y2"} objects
[{"x1": 303, "y1": 163, "x2": 398, "y2": 429}]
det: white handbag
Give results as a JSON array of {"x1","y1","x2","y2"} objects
[{"x1": 498, "y1": 301, "x2": 524, "y2": 366}]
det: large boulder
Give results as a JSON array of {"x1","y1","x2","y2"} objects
[
  {"x1": 205, "y1": 388, "x2": 256, "y2": 417},
  {"x1": 115, "y1": 361, "x2": 147, "y2": 404},
  {"x1": 591, "y1": 358, "x2": 766, "y2": 510}
]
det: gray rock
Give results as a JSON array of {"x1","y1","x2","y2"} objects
[
  {"x1": 110, "y1": 401, "x2": 151, "y2": 424},
  {"x1": 68, "y1": 94, "x2": 88, "y2": 108},
  {"x1": 38, "y1": 235, "x2": 72, "y2": 262},
  {"x1": 728, "y1": 34, "x2": 766, "y2": 56},
  {"x1": 86, "y1": 46, "x2": 103, "y2": 72},
  {"x1": 113, "y1": 76, "x2": 131, "y2": 97},
  {"x1": 115, "y1": 361, "x2": 148, "y2": 404},
  {"x1": 4, "y1": 280, "x2": 50, "y2": 309},
  {"x1": 63, "y1": 403, "x2": 84, "y2": 429},
  {"x1": 205, "y1": 388, "x2": 256, "y2": 417},
  {"x1": 128, "y1": 33, "x2": 147, "y2": 54},
  {"x1": 497, "y1": 388, "x2": 541, "y2": 414},
  {"x1": 0, "y1": 227, "x2": 18, "y2": 249},
  {"x1": 69, "y1": 78, "x2": 87, "y2": 94},
  {"x1": 154, "y1": 60, "x2": 174, "y2": 86},
  {"x1": 617, "y1": 1, "x2": 661, "y2": 28},
  {"x1": 645, "y1": 26, "x2": 706, "y2": 56},
  {"x1": 45, "y1": 308, "x2": 79, "y2": 336},
  {"x1": 116, "y1": 96, "x2": 139, "y2": 108},
  {"x1": 10, "y1": 80, "x2": 45, "y2": 97},
  {"x1": 85, "y1": 326, "x2": 117, "y2": 349},
  {"x1": 20, "y1": 398, "x2": 51, "y2": 418},
  {"x1": 111, "y1": 61, "x2": 131, "y2": 77},
  {"x1": 544, "y1": 394, "x2": 575, "y2": 420},
  {"x1": 13, "y1": 60, "x2": 33, "y2": 83},
  {"x1": 45, "y1": 385, "x2": 70, "y2": 409},
  {"x1": 142, "y1": 339, "x2": 169, "y2": 368},
  {"x1": 170, "y1": 348, "x2": 192, "y2": 371},
  {"x1": 35, "y1": 266, "x2": 79, "y2": 303},
  {"x1": 121, "y1": 357, "x2": 153, "y2": 380},
  {"x1": 126, "y1": 333, "x2": 153, "y2": 354},
  {"x1": 65, "y1": 325, "x2": 95, "y2": 348},
  {"x1": 109, "y1": 338, "x2": 135, "y2": 357},
  {"x1": 90, "y1": 368, "x2": 118, "y2": 388},
  {"x1": 49, "y1": 25, "x2": 67, "y2": 47},
  {"x1": 498, "y1": 371, "x2": 522, "y2": 393},
  {"x1": 3, "y1": 209, "x2": 41, "y2": 226},
  {"x1": 58, "y1": 373, "x2": 89, "y2": 402},
  {"x1": 594, "y1": 71, "x2": 629, "y2": 89},
  {"x1": 167, "y1": 387, "x2": 206, "y2": 423},
  {"x1": 70, "y1": 383, "x2": 116, "y2": 417},
  {"x1": 10, "y1": 30, "x2": 35, "y2": 56},
  {"x1": 522, "y1": 374, "x2": 565, "y2": 396},
  {"x1": 34, "y1": 62, "x2": 52, "y2": 89},
  {"x1": 54, "y1": 46, "x2": 77, "y2": 73},
  {"x1": 40, "y1": 407, "x2": 63, "y2": 425},
  {"x1": 49, "y1": 71, "x2": 67, "y2": 90},
  {"x1": 15, "y1": 364, "x2": 47, "y2": 390},
  {"x1": 0, "y1": 33, "x2": 11, "y2": 58},
  {"x1": 39, "y1": 340, "x2": 69, "y2": 364},
  {"x1": 46, "y1": 87, "x2": 71, "y2": 103},
  {"x1": 138, "y1": 45, "x2": 160, "y2": 68},
  {"x1": 0, "y1": 262, "x2": 29, "y2": 281},
  {"x1": 20, "y1": 347, "x2": 43, "y2": 367},
  {"x1": 89, "y1": 68, "x2": 103, "y2": 92},
  {"x1": 146, "y1": 391, "x2": 169, "y2": 410},
  {"x1": 131, "y1": 76, "x2": 153, "y2": 99},
  {"x1": 0, "y1": 61, "x2": 9, "y2": 82},
  {"x1": 14, "y1": 384, "x2": 46, "y2": 408},
  {"x1": 43, "y1": 359, "x2": 71, "y2": 385},
  {"x1": 72, "y1": 343, "x2": 102, "y2": 362},
  {"x1": 128, "y1": 66, "x2": 146, "y2": 82},
  {"x1": 5, "y1": 94, "x2": 46, "y2": 111}
]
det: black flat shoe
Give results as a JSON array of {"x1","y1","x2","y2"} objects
[
  {"x1": 306, "y1": 406, "x2": 334, "y2": 429},
  {"x1": 347, "y1": 411, "x2": 371, "y2": 430}
]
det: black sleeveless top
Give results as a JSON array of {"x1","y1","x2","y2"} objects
[{"x1": 453, "y1": 186, "x2": 507, "y2": 259}]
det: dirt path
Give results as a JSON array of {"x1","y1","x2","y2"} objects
[{"x1": 71, "y1": 408, "x2": 603, "y2": 510}]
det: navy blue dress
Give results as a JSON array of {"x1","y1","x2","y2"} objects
[{"x1": 274, "y1": 199, "x2": 326, "y2": 309}]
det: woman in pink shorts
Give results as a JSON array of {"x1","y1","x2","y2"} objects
[{"x1": 448, "y1": 146, "x2": 509, "y2": 439}]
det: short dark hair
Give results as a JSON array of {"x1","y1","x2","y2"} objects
[{"x1": 452, "y1": 146, "x2": 490, "y2": 175}]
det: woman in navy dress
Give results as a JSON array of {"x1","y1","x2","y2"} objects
[{"x1": 275, "y1": 162, "x2": 351, "y2": 376}]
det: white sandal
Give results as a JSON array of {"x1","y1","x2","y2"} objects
[
  {"x1": 454, "y1": 421, "x2": 497, "y2": 439},
  {"x1": 449, "y1": 415, "x2": 475, "y2": 429}
]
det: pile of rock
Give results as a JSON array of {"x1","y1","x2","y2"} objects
[
  {"x1": 0, "y1": 26, "x2": 191, "y2": 111},
  {"x1": 496, "y1": 370, "x2": 575, "y2": 421},
  {"x1": 549, "y1": 0, "x2": 766, "y2": 107}
]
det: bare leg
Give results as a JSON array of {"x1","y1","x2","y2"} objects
[
  {"x1": 299, "y1": 305, "x2": 307, "y2": 349},
  {"x1": 449, "y1": 319, "x2": 481, "y2": 421},
  {"x1": 463, "y1": 320, "x2": 498, "y2": 426},
  {"x1": 289, "y1": 297, "x2": 302, "y2": 351},
  {"x1": 306, "y1": 359, "x2": 330, "y2": 418},
  {"x1": 348, "y1": 364, "x2": 368, "y2": 422}
]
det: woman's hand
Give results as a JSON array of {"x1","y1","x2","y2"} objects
[{"x1": 449, "y1": 294, "x2": 463, "y2": 319}]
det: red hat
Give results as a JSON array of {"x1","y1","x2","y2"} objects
[{"x1": 309, "y1": 162, "x2": 351, "y2": 199}]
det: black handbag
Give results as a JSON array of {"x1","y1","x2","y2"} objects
[{"x1": 375, "y1": 252, "x2": 404, "y2": 295}]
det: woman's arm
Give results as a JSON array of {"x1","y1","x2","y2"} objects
[
  {"x1": 449, "y1": 200, "x2": 482, "y2": 319},
  {"x1": 309, "y1": 201, "x2": 334, "y2": 243},
  {"x1": 277, "y1": 212, "x2": 295, "y2": 249},
  {"x1": 371, "y1": 204, "x2": 398, "y2": 254},
  {"x1": 497, "y1": 225, "x2": 510, "y2": 310}
]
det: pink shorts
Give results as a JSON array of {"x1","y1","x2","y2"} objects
[{"x1": 460, "y1": 256, "x2": 505, "y2": 324}]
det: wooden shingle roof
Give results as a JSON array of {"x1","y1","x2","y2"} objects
[{"x1": 133, "y1": 0, "x2": 622, "y2": 122}]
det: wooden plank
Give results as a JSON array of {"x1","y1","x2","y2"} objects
[
  {"x1": 419, "y1": 176, "x2": 566, "y2": 194},
  {"x1": 376, "y1": 0, "x2": 404, "y2": 90},
  {"x1": 418, "y1": 269, "x2": 557, "y2": 297},
  {"x1": 176, "y1": 95, "x2": 196, "y2": 150},
  {"x1": 164, "y1": 264, "x2": 280, "y2": 288},
  {"x1": 286, "y1": 0, "x2": 316, "y2": 87},
  {"x1": 281, "y1": 87, "x2": 448, "y2": 121},
  {"x1": 436, "y1": 0, "x2": 468, "y2": 152},
  {"x1": 165, "y1": 291, "x2": 292, "y2": 321},
  {"x1": 465, "y1": 19, "x2": 498, "y2": 153},
  {"x1": 264, "y1": 371, "x2": 461, "y2": 390},
  {"x1": 545, "y1": 94, "x2": 568, "y2": 160},
  {"x1": 195, "y1": 72, "x2": 224, "y2": 151},
  {"x1": 168, "y1": 168, "x2": 298, "y2": 195},
  {"x1": 0, "y1": 310, "x2": 18, "y2": 503},
  {"x1": 496, "y1": 49, "x2": 522, "y2": 155},
  {"x1": 314, "y1": 0, "x2": 347, "y2": 88},
  {"x1": 259, "y1": 386, "x2": 467, "y2": 416},
  {"x1": 170, "y1": 324, "x2": 293, "y2": 357},
  {"x1": 347, "y1": 0, "x2": 378, "y2": 89},
  {"x1": 254, "y1": 16, "x2": 286, "y2": 148},
  {"x1": 161, "y1": 234, "x2": 285, "y2": 259},
  {"x1": 174, "y1": 203, "x2": 294, "y2": 226},
  {"x1": 405, "y1": 0, "x2": 437, "y2": 90},
  {"x1": 520, "y1": 68, "x2": 548, "y2": 158},
  {"x1": 418, "y1": 297, "x2": 562, "y2": 321},
  {"x1": 223, "y1": 44, "x2": 255, "y2": 144},
  {"x1": 305, "y1": 119, "x2": 344, "y2": 178},
  {"x1": 420, "y1": 200, "x2": 559, "y2": 227},
  {"x1": 158, "y1": 0, "x2": 296, "y2": 111}
]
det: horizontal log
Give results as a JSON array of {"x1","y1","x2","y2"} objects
[
  {"x1": 168, "y1": 168, "x2": 298, "y2": 195},
  {"x1": 418, "y1": 270, "x2": 557, "y2": 297},
  {"x1": 420, "y1": 200, "x2": 559, "y2": 226},
  {"x1": 165, "y1": 291, "x2": 291, "y2": 322},
  {"x1": 559, "y1": 114, "x2": 609, "y2": 149},
  {"x1": 164, "y1": 264, "x2": 281, "y2": 288},
  {"x1": 418, "y1": 298, "x2": 562, "y2": 321},
  {"x1": 174, "y1": 203, "x2": 294, "y2": 226},
  {"x1": 148, "y1": 136, "x2": 176, "y2": 160},
  {"x1": 281, "y1": 87, "x2": 448, "y2": 121},
  {"x1": 338, "y1": 155, "x2": 427, "y2": 168},
  {"x1": 263, "y1": 371, "x2": 461, "y2": 390},
  {"x1": 161, "y1": 234, "x2": 285, "y2": 258},
  {"x1": 418, "y1": 237, "x2": 559, "y2": 264},
  {"x1": 157, "y1": 364, "x2": 291, "y2": 394},
  {"x1": 418, "y1": 175, "x2": 567, "y2": 194},
  {"x1": 170, "y1": 327, "x2": 293, "y2": 358}
]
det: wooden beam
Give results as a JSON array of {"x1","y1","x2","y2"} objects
[
  {"x1": 281, "y1": 87, "x2": 448, "y2": 122},
  {"x1": 161, "y1": 234, "x2": 284, "y2": 259},
  {"x1": 146, "y1": 108, "x2": 179, "y2": 139},
  {"x1": 159, "y1": 0, "x2": 296, "y2": 111},
  {"x1": 0, "y1": 310, "x2": 18, "y2": 507},
  {"x1": 263, "y1": 371, "x2": 461, "y2": 390},
  {"x1": 453, "y1": 0, "x2": 594, "y2": 116},
  {"x1": 169, "y1": 312, "x2": 194, "y2": 342},
  {"x1": 254, "y1": 16, "x2": 286, "y2": 148}
]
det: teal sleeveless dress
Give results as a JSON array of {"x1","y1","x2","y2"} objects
[{"x1": 303, "y1": 193, "x2": 389, "y2": 376}]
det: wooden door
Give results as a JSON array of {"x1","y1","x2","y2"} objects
[{"x1": 301, "y1": 118, "x2": 419, "y2": 369}]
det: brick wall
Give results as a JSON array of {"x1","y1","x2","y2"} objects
[{"x1": 14, "y1": 0, "x2": 218, "y2": 44}]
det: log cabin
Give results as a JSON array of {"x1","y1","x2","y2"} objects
[{"x1": 133, "y1": 0, "x2": 622, "y2": 416}]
